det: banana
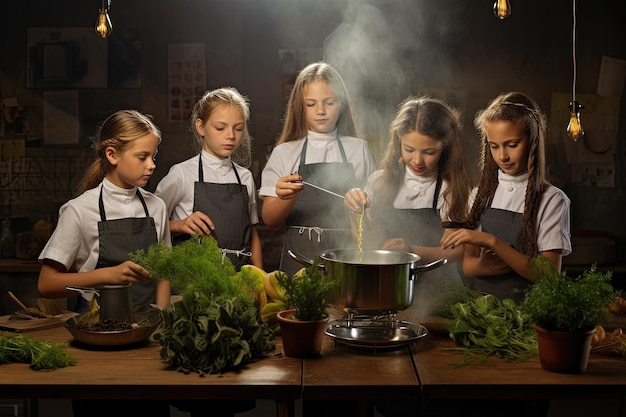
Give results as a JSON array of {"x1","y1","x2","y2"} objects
[
  {"x1": 264, "y1": 270, "x2": 286, "y2": 302},
  {"x1": 268, "y1": 270, "x2": 288, "y2": 302},
  {"x1": 261, "y1": 300, "x2": 287, "y2": 322}
]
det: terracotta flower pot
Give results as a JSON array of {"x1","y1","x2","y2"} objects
[
  {"x1": 534, "y1": 325, "x2": 595, "y2": 374},
  {"x1": 276, "y1": 309, "x2": 328, "y2": 358}
]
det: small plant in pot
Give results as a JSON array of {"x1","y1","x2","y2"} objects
[
  {"x1": 274, "y1": 262, "x2": 336, "y2": 357},
  {"x1": 521, "y1": 255, "x2": 618, "y2": 374}
]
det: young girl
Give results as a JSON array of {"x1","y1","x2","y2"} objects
[
  {"x1": 155, "y1": 87, "x2": 262, "y2": 270},
  {"x1": 344, "y1": 96, "x2": 473, "y2": 305},
  {"x1": 37, "y1": 109, "x2": 171, "y2": 417},
  {"x1": 259, "y1": 61, "x2": 375, "y2": 276},
  {"x1": 441, "y1": 92, "x2": 572, "y2": 303},
  {"x1": 38, "y1": 109, "x2": 171, "y2": 313}
]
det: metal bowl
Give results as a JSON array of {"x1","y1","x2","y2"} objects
[{"x1": 64, "y1": 312, "x2": 162, "y2": 347}]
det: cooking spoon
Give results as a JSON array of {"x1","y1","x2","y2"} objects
[
  {"x1": 301, "y1": 181, "x2": 345, "y2": 200},
  {"x1": 7, "y1": 291, "x2": 50, "y2": 318}
]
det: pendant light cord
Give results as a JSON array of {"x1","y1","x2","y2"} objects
[{"x1": 572, "y1": 0, "x2": 577, "y2": 102}]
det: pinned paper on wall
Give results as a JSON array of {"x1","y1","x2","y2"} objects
[
  {"x1": 168, "y1": 43, "x2": 206, "y2": 123},
  {"x1": 43, "y1": 90, "x2": 79, "y2": 145},
  {"x1": 550, "y1": 93, "x2": 620, "y2": 188}
]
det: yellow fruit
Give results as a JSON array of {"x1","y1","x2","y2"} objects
[
  {"x1": 261, "y1": 300, "x2": 287, "y2": 322},
  {"x1": 268, "y1": 270, "x2": 288, "y2": 302},
  {"x1": 239, "y1": 264, "x2": 267, "y2": 292},
  {"x1": 258, "y1": 290, "x2": 268, "y2": 312},
  {"x1": 264, "y1": 271, "x2": 282, "y2": 301}
]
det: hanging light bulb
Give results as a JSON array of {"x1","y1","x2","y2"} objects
[
  {"x1": 95, "y1": 0, "x2": 113, "y2": 39},
  {"x1": 567, "y1": 101, "x2": 584, "y2": 141},
  {"x1": 567, "y1": 0, "x2": 584, "y2": 142},
  {"x1": 493, "y1": 0, "x2": 511, "y2": 19}
]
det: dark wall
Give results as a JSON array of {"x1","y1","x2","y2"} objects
[{"x1": 1, "y1": 0, "x2": 626, "y2": 250}]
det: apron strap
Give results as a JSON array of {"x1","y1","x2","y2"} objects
[
  {"x1": 99, "y1": 185, "x2": 149, "y2": 221},
  {"x1": 298, "y1": 132, "x2": 348, "y2": 171},
  {"x1": 198, "y1": 153, "x2": 242, "y2": 184},
  {"x1": 432, "y1": 176, "x2": 443, "y2": 210}
]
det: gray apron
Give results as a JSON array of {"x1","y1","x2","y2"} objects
[
  {"x1": 473, "y1": 207, "x2": 527, "y2": 303},
  {"x1": 173, "y1": 155, "x2": 251, "y2": 270},
  {"x1": 280, "y1": 136, "x2": 356, "y2": 276},
  {"x1": 377, "y1": 177, "x2": 462, "y2": 302},
  {"x1": 75, "y1": 186, "x2": 158, "y2": 314}
]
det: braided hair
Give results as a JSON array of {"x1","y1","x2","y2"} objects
[{"x1": 469, "y1": 92, "x2": 549, "y2": 259}]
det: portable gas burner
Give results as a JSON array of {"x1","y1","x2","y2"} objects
[{"x1": 325, "y1": 312, "x2": 427, "y2": 352}]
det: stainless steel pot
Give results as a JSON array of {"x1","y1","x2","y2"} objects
[
  {"x1": 66, "y1": 284, "x2": 135, "y2": 323},
  {"x1": 288, "y1": 249, "x2": 447, "y2": 314}
]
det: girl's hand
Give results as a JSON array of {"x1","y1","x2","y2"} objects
[
  {"x1": 344, "y1": 188, "x2": 368, "y2": 213},
  {"x1": 476, "y1": 247, "x2": 513, "y2": 275},
  {"x1": 180, "y1": 211, "x2": 215, "y2": 237},
  {"x1": 112, "y1": 261, "x2": 152, "y2": 285},
  {"x1": 382, "y1": 238, "x2": 410, "y2": 252},
  {"x1": 276, "y1": 173, "x2": 304, "y2": 200},
  {"x1": 441, "y1": 228, "x2": 494, "y2": 249}
]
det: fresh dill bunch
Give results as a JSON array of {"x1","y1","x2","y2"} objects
[
  {"x1": 0, "y1": 333, "x2": 76, "y2": 370},
  {"x1": 129, "y1": 235, "x2": 252, "y2": 307}
]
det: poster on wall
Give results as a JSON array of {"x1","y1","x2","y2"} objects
[
  {"x1": 168, "y1": 43, "x2": 206, "y2": 123},
  {"x1": 27, "y1": 28, "x2": 107, "y2": 88}
]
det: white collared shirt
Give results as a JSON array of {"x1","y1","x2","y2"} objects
[
  {"x1": 364, "y1": 167, "x2": 450, "y2": 219},
  {"x1": 39, "y1": 178, "x2": 171, "y2": 272},
  {"x1": 490, "y1": 170, "x2": 572, "y2": 255},
  {"x1": 259, "y1": 129, "x2": 376, "y2": 198},
  {"x1": 155, "y1": 150, "x2": 259, "y2": 224}
]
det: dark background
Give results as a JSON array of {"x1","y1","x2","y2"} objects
[{"x1": 1, "y1": 0, "x2": 625, "y2": 263}]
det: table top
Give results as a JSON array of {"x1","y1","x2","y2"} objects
[
  {"x1": 2, "y1": 319, "x2": 626, "y2": 404},
  {"x1": 413, "y1": 333, "x2": 626, "y2": 400},
  {"x1": 301, "y1": 335, "x2": 420, "y2": 400},
  {"x1": 0, "y1": 326, "x2": 302, "y2": 401}
]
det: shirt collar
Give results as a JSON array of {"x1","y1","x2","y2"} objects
[
  {"x1": 498, "y1": 170, "x2": 529, "y2": 185},
  {"x1": 307, "y1": 129, "x2": 338, "y2": 143},
  {"x1": 405, "y1": 165, "x2": 438, "y2": 189},
  {"x1": 202, "y1": 149, "x2": 231, "y2": 175},
  {"x1": 102, "y1": 177, "x2": 137, "y2": 200}
]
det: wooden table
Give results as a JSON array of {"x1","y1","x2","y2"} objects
[
  {"x1": 0, "y1": 326, "x2": 302, "y2": 417},
  {"x1": 413, "y1": 333, "x2": 626, "y2": 401},
  {"x1": 302, "y1": 336, "x2": 419, "y2": 401}
]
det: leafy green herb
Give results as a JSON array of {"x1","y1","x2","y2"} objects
[
  {"x1": 129, "y1": 235, "x2": 255, "y2": 307},
  {"x1": 275, "y1": 262, "x2": 336, "y2": 321},
  {"x1": 445, "y1": 293, "x2": 537, "y2": 366},
  {"x1": 129, "y1": 236, "x2": 275, "y2": 375},
  {"x1": 521, "y1": 255, "x2": 618, "y2": 332},
  {"x1": 0, "y1": 333, "x2": 76, "y2": 370},
  {"x1": 156, "y1": 295, "x2": 274, "y2": 376},
  {"x1": 431, "y1": 280, "x2": 483, "y2": 319}
]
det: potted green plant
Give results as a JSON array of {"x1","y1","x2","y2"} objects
[
  {"x1": 274, "y1": 262, "x2": 336, "y2": 357},
  {"x1": 521, "y1": 255, "x2": 618, "y2": 373}
]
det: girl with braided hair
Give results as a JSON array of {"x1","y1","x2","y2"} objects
[{"x1": 441, "y1": 92, "x2": 571, "y2": 303}]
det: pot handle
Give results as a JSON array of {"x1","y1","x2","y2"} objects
[
  {"x1": 66, "y1": 286, "x2": 99, "y2": 296},
  {"x1": 287, "y1": 250, "x2": 325, "y2": 270},
  {"x1": 411, "y1": 258, "x2": 448, "y2": 275}
]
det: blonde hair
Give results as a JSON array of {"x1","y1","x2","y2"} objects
[
  {"x1": 373, "y1": 96, "x2": 472, "y2": 222},
  {"x1": 77, "y1": 110, "x2": 161, "y2": 195},
  {"x1": 276, "y1": 61, "x2": 358, "y2": 146},
  {"x1": 470, "y1": 91, "x2": 549, "y2": 259},
  {"x1": 190, "y1": 87, "x2": 252, "y2": 168}
]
